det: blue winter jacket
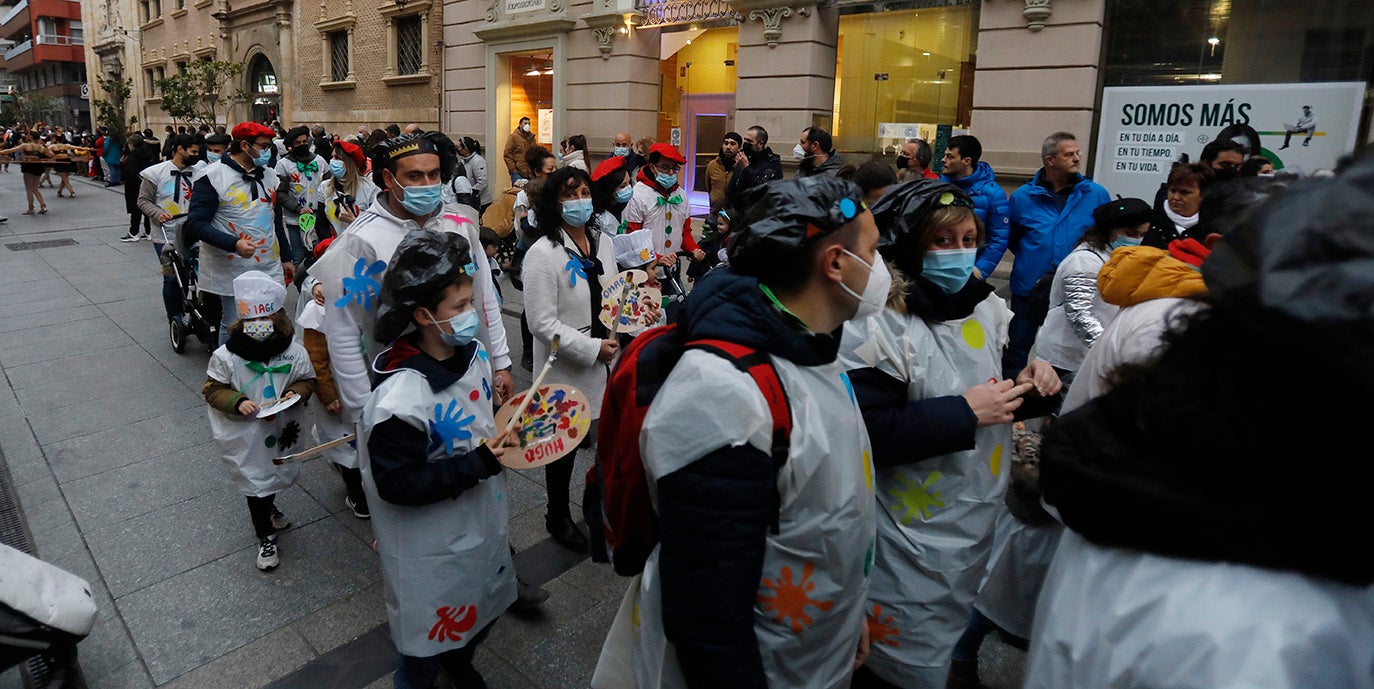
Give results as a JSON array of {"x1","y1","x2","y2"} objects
[
  {"x1": 943, "y1": 162, "x2": 1011, "y2": 278},
  {"x1": 1007, "y1": 170, "x2": 1111, "y2": 296}
]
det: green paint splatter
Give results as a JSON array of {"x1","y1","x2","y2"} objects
[{"x1": 890, "y1": 471, "x2": 944, "y2": 525}]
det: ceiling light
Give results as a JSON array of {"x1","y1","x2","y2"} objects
[
  {"x1": 525, "y1": 68, "x2": 540, "y2": 77},
  {"x1": 922, "y1": 51, "x2": 930, "y2": 56},
  {"x1": 1207, "y1": 36, "x2": 1220, "y2": 46},
  {"x1": 542, "y1": 66, "x2": 554, "y2": 75}
]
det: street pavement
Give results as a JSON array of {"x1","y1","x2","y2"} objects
[{"x1": 0, "y1": 170, "x2": 1026, "y2": 688}]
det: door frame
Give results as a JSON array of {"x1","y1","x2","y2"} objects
[
  {"x1": 681, "y1": 93, "x2": 735, "y2": 215},
  {"x1": 485, "y1": 36, "x2": 567, "y2": 186}
]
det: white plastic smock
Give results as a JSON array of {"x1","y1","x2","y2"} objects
[
  {"x1": 1061, "y1": 297, "x2": 1206, "y2": 414},
  {"x1": 592, "y1": 349, "x2": 876, "y2": 689},
  {"x1": 357, "y1": 343, "x2": 516, "y2": 657},
  {"x1": 838, "y1": 293, "x2": 1012, "y2": 688},
  {"x1": 206, "y1": 342, "x2": 314, "y2": 497},
  {"x1": 1025, "y1": 530, "x2": 1374, "y2": 689},
  {"x1": 140, "y1": 160, "x2": 194, "y2": 248},
  {"x1": 196, "y1": 161, "x2": 284, "y2": 296},
  {"x1": 320, "y1": 176, "x2": 380, "y2": 238},
  {"x1": 296, "y1": 296, "x2": 359, "y2": 470},
  {"x1": 0, "y1": 543, "x2": 98, "y2": 637},
  {"x1": 275, "y1": 154, "x2": 329, "y2": 228},
  {"x1": 971, "y1": 507, "x2": 1062, "y2": 640}
]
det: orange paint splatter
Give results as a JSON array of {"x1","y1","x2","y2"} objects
[
  {"x1": 866, "y1": 603, "x2": 900, "y2": 648},
  {"x1": 758, "y1": 562, "x2": 834, "y2": 634}
]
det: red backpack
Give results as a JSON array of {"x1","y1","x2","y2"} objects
[{"x1": 584, "y1": 323, "x2": 793, "y2": 576}]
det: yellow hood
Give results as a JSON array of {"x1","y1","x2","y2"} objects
[{"x1": 1098, "y1": 246, "x2": 1208, "y2": 308}]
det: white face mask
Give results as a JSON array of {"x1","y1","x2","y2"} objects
[
  {"x1": 839, "y1": 249, "x2": 891, "y2": 321},
  {"x1": 521, "y1": 123, "x2": 531, "y2": 133}
]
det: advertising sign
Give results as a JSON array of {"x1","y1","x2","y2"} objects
[{"x1": 1094, "y1": 82, "x2": 1365, "y2": 201}]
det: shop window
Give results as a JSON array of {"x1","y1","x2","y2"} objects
[
  {"x1": 396, "y1": 15, "x2": 423, "y2": 75},
  {"x1": 329, "y1": 31, "x2": 350, "y2": 82}
]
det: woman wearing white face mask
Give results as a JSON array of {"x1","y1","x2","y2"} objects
[
  {"x1": 1031, "y1": 197, "x2": 1152, "y2": 392},
  {"x1": 521, "y1": 166, "x2": 623, "y2": 552},
  {"x1": 838, "y1": 180, "x2": 1061, "y2": 689}
]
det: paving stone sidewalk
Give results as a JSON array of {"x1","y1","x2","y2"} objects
[{"x1": 0, "y1": 172, "x2": 1026, "y2": 688}]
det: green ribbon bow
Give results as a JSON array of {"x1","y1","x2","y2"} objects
[
  {"x1": 246, "y1": 361, "x2": 292, "y2": 375},
  {"x1": 296, "y1": 160, "x2": 319, "y2": 174},
  {"x1": 655, "y1": 194, "x2": 684, "y2": 207}
]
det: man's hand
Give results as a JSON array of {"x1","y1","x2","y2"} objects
[
  {"x1": 734, "y1": 151, "x2": 749, "y2": 168},
  {"x1": 657, "y1": 253, "x2": 678, "y2": 268},
  {"x1": 691, "y1": 249, "x2": 706, "y2": 262},
  {"x1": 234, "y1": 238, "x2": 257, "y2": 257},
  {"x1": 493, "y1": 368, "x2": 514, "y2": 405}
]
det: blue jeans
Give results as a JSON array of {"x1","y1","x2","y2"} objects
[
  {"x1": 1003, "y1": 292, "x2": 1039, "y2": 380},
  {"x1": 509, "y1": 172, "x2": 524, "y2": 185},
  {"x1": 284, "y1": 222, "x2": 308, "y2": 268},
  {"x1": 106, "y1": 162, "x2": 122, "y2": 185},
  {"x1": 951, "y1": 608, "x2": 996, "y2": 662},
  {"x1": 153, "y1": 242, "x2": 183, "y2": 321},
  {"x1": 393, "y1": 621, "x2": 493, "y2": 689},
  {"x1": 218, "y1": 293, "x2": 236, "y2": 346}
]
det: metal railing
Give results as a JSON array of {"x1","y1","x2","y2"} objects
[
  {"x1": 635, "y1": 0, "x2": 740, "y2": 28},
  {"x1": 0, "y1": 0, "x2": 27, "y2": 26},
  {"x1": 36, "y1": 33, "x2": 82, "y2": 46},
  {"x1": 4, "y1": 38, "x2": 33, "y2": 61}
]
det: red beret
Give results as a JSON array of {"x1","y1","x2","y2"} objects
[
  {"x1": 336, "y1": 141, "x2": 366, "y2": 170},
  {"x1": 591, "y1": 155, "x2": 626, "y2": 182},
  {"x1": 648, "y1": 142, "x2": 686, "y2": 164},
  {"x1": 1168, "y1": 238, "x2": 1211, "y2": 269},
  {"x1": 231, "y1": 122, "x2": 276, "y2": 140},
  {"x1": 312, "y1": 236, "x2": 334, "y2": 260}
]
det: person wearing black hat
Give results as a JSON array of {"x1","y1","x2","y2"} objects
[
  {"x1": 594, "y1": 175, "x2": 881, "y2": 689},
  {"x1": 1025, "y1": 152, "x2": 1374, "y2": 689},
  {"x1": 838, "y1": 178, "x2": 1061, "y2": 689},
  {"x1": 357, "y1": 229, "x2": 518, "y2": 689},
  {"x1": 1032, "y1": 197, "x2": 1152, "y2": 392}
]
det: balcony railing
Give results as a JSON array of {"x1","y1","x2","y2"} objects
[
  {"x1": 0, "y1": 0, "x2": 27, "y2": 26},
  {"x1": 35, "y1": 33, "x2": 82, "y2": 46},
  {"x1": 4, "y1": 38, "x2": 33, "y2": 61}
]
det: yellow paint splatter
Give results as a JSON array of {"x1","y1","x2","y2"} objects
[
  {"x1": 961, "y1": 320, "x2": 986, "y2": 350},
  {"x1": 631, "y1": 604, "x2": 641, "y2": 639},
  {"x1": 862, "y1": 450, "x2": 873, "y2": 492},
  {"x1": 989, "y1": 443, "x2": 1003, "y2": 476}
]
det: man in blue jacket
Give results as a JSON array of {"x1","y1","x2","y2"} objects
[
  {"x1": 1004, "y1": 131, "x2": 1110, "y2": 378},
  {"x1": 941, "y1": 135, "x2": 1010, "y2": 280}
]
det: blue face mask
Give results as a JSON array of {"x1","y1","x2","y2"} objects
[
  {"x1": 922, "y1": 248, "x2": 978, "y2": 294},
  {"x1": 613, "y1": 147, "x2": 630, "y2": 157},
  {"x1": 655, "y1": 172, "x2": 678, "y2": 189},
  {"x1": 254, "y1": 147, "x2": 273, "y2": 168},
  {"x1": 615, "y1": 186, "x2": 634, "y2": 203},
  {"x1": 397, "y1": 183, "x2": 442, "y2": 216},
  {"x1": 329, "y1": 160, "x2": 346, "y2": 178},
  {"x1": 561, "y1": 198, "x2": 594, "y2": 227},
  {"x1": 1110, "y1": 234, "x2": 1143, "y2": 251},
  {"x1": 430, "y1": 308, "x2": 479, "y2": 346}
]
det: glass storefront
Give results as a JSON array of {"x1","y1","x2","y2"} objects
[
  {"x1": 833, "y1": 3, "x2": 978, "y2": 154},
  {"x1": 507, "y1": 51, "x2": 556, "y2": 149}
]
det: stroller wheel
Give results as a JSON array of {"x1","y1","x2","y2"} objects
[{"x1": 170, "y1": 318, "x2": 188, "y2": 354}]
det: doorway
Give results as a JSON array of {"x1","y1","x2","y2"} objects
[
  {"x1": 680, "y1": 93, "x2": 734, "y2": 215},
  {"x1": 492, "y1": 47, "x2": 557, "y2": 184},
  {"x1": 248, "y1": 55, "x2": 280, "y2": 124}
]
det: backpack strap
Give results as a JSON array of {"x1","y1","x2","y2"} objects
[{"x1": 686, "y1": 339, "x2": 792, "y2": 534}]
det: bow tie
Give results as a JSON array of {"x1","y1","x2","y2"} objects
[
  {"x1": 245, "y1": 361, "x2": 291, "y2": 374},
  {"x1": 241, "y1": 167, "x2": 266, "y2": 198},
  {"x1": 170, "y1": 168, "x2": 193, "y2": 196},
  {"x1": 296, "y1": 160, "x2": 318, "y2": 174},
  {"x1": 655, "y1": 194, "x2": 683, "y2": 207}
]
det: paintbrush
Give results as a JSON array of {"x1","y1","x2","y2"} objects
[{"x1": 502, "y1": 334, "x2": 561, "y2": 436}]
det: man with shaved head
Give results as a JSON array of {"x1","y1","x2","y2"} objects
[{"x1": 606, "y1": 131, "x2": 645, "y2": 177}]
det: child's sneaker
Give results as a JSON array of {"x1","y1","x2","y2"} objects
[
  {"x1": 345, "y1": 495, "x2": 370, "y2": 520},
  {"x1": 256, "y1": 536, "x2": 279, "y2": 571},
  {"x1": 270, "y1": 508, "x2": 291, "y2": 531}
]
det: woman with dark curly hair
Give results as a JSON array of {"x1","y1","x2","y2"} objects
[{"x1": 520, "y1": 166, "x2": 620, "y2": 552}]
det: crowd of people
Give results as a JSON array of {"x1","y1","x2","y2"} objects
[{"x1": 73, "y1": 109, "x2": 1371, "y2": 689}]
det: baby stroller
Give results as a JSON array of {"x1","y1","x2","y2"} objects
[
  {"x1": 0, "y1": 544, "x2": 98, "y2": 688},
  {"x1": 159, "y1": 220, "x2": 216, "y2": 353}
]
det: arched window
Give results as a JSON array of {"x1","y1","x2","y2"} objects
[{"x1": 249, "y1": 55, "x2": 278, "y2": 95}]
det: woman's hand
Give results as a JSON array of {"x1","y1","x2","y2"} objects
[
  {"x1": 338, "y1": 206, "x2": 356, "y2": 224},
  {"x1": 235, "y1": 238, "x2": 257, "y2": 257},
  {"x1": 962, "y1": 379, "x2": 1033, "y2": 427},
  {"x1": 1016, "y1": 359, "x2": 1062, "y2": 397},
  {"x1": 597, "y1": 339, "x2": 620, "y2": 363}
]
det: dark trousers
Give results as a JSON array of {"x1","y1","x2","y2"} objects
[
  {"x1": 128, "y1": 212, "x2": 150, "y2": 237},
  {"x1": 154, "y1": 243, "x2": 183, "y2": 321},
  {"x1": 520, "y1": 312, "x2": 533, "y2": 367},
  {"x1": 245, "y1": 494, "x2": 279, "y2": 540},
  {"x1": 851, "y1": 666, "x2": 902, "y2": 689},
  {"x1": 1003, "y1": 293, "x2": 1039, "y2": 380},
  {"x1": 394, "y1": 621, "x2": 494, "y2": 689},
  {"x1": 951, "y1": 608, "x2": 996, "y2": 662}
]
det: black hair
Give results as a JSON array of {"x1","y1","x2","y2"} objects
[
  {"x1": 1197, "y1": 177, "x2": 1283, "y2": 238},
  {"x1": 1216, "y1": 123, "x2": 1262, "y2": 156},
  {"x1": 524, "y1": 146, "x2": 554, "y2": 178},
  {"x1": 533, "y1": 167, "x2": 595, "y2": 241},
  {"x1": 747, "y1": 125, "x2": 769, "y2": 146},
  {"x1": 567, "y1": 134, "x2": 587, "y2": 152},
  {"x1": 459, "y1": 136, "x2": 483, "y2": 156},
  {"x1": 478, "y1": 226, "x2": 500, "y2": 249},
  {"x1": 364, "y1": 129, "x2": 389, "y2": 156},
  {"x1": 1199, "y1": 138, "x2": 1246, "y2": 163},
  {"x1": 384, "y1": 124, "x2": 401, "y2": 137},
  {"x1": 724, "y1": 131, "x2": 743, "y2": 145},
  {"x1": 946, "y1": 135, "x2": 982, "y2": 165},
  {"x1": 369, "y1": 132, "x2": 457, "y2": 188},
  {"x1": 518, "y1": 116, "x2": 531, "y2": 125},
  {"x1": 911, "y1": 139, "x2": 934, "y2": 167},
  {"x1": 849, "y1": 159, "x2": 897, "y2": 195},
  {"x1": 285, "y1": 126, "x2": 310, "y2": 146},
  {"x1": 1239, "y1": 156, "x2": 1272, "y2": 177},
  {"x1": 169, "y1": 134, "x2": 198, "y2": 153},
  {"x1": 591, "y1": 164, "x2": 630, "y2": 215},
  {"x1": 803, "y1": 127, "x2": 832, "y2": 152}
]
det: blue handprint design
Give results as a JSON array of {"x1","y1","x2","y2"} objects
[
  {"x1": 428, "y1": 400, "x2": 476, "y2": 455},
  {"x1": 565, "y1": 258, "x2": 588, "y2": 287},
  {"x1": 336, "y1": 257, "x2": 387, "y2": 310}
]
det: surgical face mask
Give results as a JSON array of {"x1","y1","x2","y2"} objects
[
  {"x1": 922, "y1": 248, "x2": 978, "y2": 294},
  {"x1": 793, "y1": 143, "x2": 812, "y2": 161},
  {"x1": 395, "y1": 182, "x2": 443, "y2": 216},
  {"x1": 613, "y1": 146, "x2": 630, "y2": 157},
  {"x1": 243, "y1": 320, "x2": 275, "y2": 341},
  {"x1": 253, "y1": 146, "x2": 273, "y2": 168},
  {"x1": 1110, "y1": 234, "x2": 1143, "y2": 252},
  {"x1": 521, "y1": 123, "x2": 531, "y2": 133},
  {"x1": 291, "y1": 144, "x2": 312, "y2": 159},
  {"x1": 428, "y1": 308, "x2": 479, "y2": 346},
  {"x1": 655, "y1": 172, "x2": 678, "y2": 189},
  {"x1": 615, "y1": 185, "x2": 634, "y2": 203},
  {"x1": 208, "y1": 148, "x2": 225, "y2": 161},
  {"x1": 561, "y1": 198, "x2": 594, "y2": 227},
  {"x1": 839, "y1": 249, "x2": 892, "y2": 320},
  {"x1": 329, "y1": 160, "x2": 347, "y2": 178}
]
